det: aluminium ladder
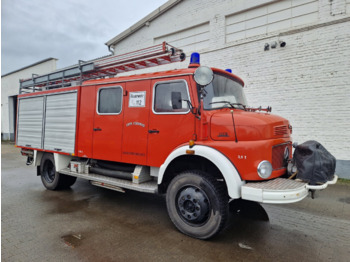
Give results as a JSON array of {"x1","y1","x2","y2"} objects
[{"x1": 19, "y1": 42, "x2": 186, "y2": 94}]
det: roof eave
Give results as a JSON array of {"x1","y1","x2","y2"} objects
[
  {"x1": 105, "y1": 0, "x2": 183, "y2": 47},
  {"x1": 1, "y1": 58, "x2": 58, "y2": 77}
]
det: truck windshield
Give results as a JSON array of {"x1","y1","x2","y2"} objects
[{"x1": 203, "y1": 73, "x2": 247, "y2": 110}]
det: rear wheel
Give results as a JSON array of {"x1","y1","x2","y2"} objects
[
  {"x1": 40, "y1": 153, "x2": 76, "y2": 190},
  {"x1": 166, "y1": 170, "x2": 228, "y2": 239}
]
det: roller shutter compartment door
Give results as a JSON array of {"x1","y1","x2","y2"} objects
[
  {"x1": 17, "y1": 96, "x2": 44, "y2": 149},
  {"x1": 44, "y1": 92, "x2": 77, "y2": 154}
]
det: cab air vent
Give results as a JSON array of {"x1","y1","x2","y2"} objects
[{"x1": 274, "y1": 125, "x2": 288, "y2": 136}]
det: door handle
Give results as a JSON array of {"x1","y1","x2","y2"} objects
[
  {"x1": 148, "y1": 129, "x2": 160, "y2": 134},
  {"x1": 93, "y1": 128, "x2": 102, "y2": 131}
]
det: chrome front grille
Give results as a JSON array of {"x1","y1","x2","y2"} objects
[{"x1": 272, "y1": 143, "x2": 291, "y2": 170}]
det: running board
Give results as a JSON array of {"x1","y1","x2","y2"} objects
[
  {"x1": 59, "y1": 168, "x2": 158, "y2": 194},
  {"x1": 90, "y1": 181, "x2": 126, "y2": 193}
]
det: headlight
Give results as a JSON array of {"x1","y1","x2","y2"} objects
[{"x1": 257, "y1": 160, "x2": 273, "y2": 179}]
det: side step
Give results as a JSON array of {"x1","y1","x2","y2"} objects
[
  {"x1": 59, "y1": 167, "x2": 158, "y2": 194},
  {"x1": 90, "y1": 181, "x2": 126, "y2": 193}
]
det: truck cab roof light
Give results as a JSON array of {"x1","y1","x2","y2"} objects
[
  {"x1": 194, "y1": 66, "x2": 214, "y2": 86},
  {"x1": 189, "y1": 52, "x2": 200, "y2": 68}
]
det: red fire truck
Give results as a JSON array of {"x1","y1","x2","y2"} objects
[{"x1": 16, "y1": 42, "x2": 337, "y2": 239}]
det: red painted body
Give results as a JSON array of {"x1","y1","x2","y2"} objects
[{"x1": 17, "y1": 67, "x2": 292, "y2": 181}]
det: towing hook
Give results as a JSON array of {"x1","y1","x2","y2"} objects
[{"x1": 309, "y1": 189, "x2": 316, "y2": 199}]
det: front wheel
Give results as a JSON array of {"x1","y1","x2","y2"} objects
[{"x1": 166, "y1": 170, "x2": 228, "y2": 239}]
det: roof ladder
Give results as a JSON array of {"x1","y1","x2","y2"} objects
[{"x1": 19, "y1": 42, "x2": 186, "y2": 94}]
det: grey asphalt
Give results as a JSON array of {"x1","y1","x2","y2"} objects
[{"x1": 2, "y1": 142, "x2": 350, "y2": 262}]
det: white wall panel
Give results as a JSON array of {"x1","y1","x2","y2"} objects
[
  {"x1": 154, "y1": 22, "x2": 210, "y2": 51},
  {"x1": 226, "y1": 0, "x2": 318, "y2": 43},
  {"x1": 291, "y1": 12, "x2": 318, "y2": 26}
]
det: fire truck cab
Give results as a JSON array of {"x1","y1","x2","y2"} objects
[{"x1": 16, "y1": 43, "x2": 337, "y2": 239}]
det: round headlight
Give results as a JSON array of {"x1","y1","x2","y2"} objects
[
  {"x1": 194, "y1": 66, "x2": 214, "y2": 86},
  {"x1": 257, "y1": 160, "x2": 273, "y2": 179}
]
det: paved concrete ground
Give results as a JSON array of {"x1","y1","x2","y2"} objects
[{"x1": 2, "y1": 142, "x2": 350, "y2": 262}]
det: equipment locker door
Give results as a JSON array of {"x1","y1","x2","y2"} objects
[
  {"x1": 121, "y1": 80, "x2": 150, "y2": 165},
  {"x1": 147, "y1": 77, "x2": 195, "y2": 167},
  {"x1": 92, "y1": 84, "x2": 125, "y2": 162},
  {"x1": 16, "y1": 96, "x2": 45, "y2": 149}
]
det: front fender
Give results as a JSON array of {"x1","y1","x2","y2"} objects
[{"x1": 158, "y1": 145, "x2": 245, "y2": 199}]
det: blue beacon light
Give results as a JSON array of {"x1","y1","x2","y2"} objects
[
  {"x1": 189, "y1": 52, "x2": 200, "y2": 68},
  {"x1": 225, "y1": 69, "x2": 232, "y2": 73}
]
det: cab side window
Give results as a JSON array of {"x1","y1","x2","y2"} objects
[
  {"x1": 153, "y1": 80, "x2": 190, "y2": 113},
  {"x1": 97, "y1": 87, "x2": 122, "y2": 114}
]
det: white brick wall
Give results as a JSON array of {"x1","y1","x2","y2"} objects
[{"x1": 111, "y1": 0, "x2": 350, "y2": 161}]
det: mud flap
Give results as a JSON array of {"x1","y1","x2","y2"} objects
[{"x1": 230, "y1": 199, "x2": 269, "y2": 221}]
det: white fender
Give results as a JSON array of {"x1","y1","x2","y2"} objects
[
  {"x1": 158, "y1": 145, "x2": 245, "y2": 199},
  {"x1": 33, "y1": 151, "x2": 72, "y2": 172},
  {"x1": 54, "y1": 153, "x2": 73, "y2": 172},
  {"x1": 33, "y1": 150, "x2": 44, "y2": 166}
]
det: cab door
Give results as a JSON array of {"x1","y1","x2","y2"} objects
[
  {"x1": 92, "y1": 84, "x2": 125, "y2": 162},
  {"x1": 147, "y1": 77, "x2": 195, "y2": 167},
  {"x1": 121, "y1": 80, "x2": 150, "y2": 165}
]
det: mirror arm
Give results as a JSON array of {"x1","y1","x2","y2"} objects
[{"x1": 184, "y1": 99, "x2": 200, "y2": 118}]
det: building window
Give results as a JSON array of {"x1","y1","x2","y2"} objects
[
  {"x1": 153, "y1": 80, "x2": 190, "y2": 114},
  {"x1": 97, "y1": 87, "x2": 122, "y2": 114}
]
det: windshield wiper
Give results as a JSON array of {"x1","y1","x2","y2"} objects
[{"x1": 209, "y1": 101, "x2": 246, "y2": 110}]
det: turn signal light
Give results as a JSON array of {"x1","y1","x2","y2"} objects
[
  {"x1": 186, "y1": 149, "x2": 195, "y2": 155},
  {"x1": 189, "y1": 140, "x2": 195, "y2": 148}
]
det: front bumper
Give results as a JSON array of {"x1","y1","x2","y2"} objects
[
  {"x1": 241, "y1": 176, "x2": 338, "y2": 204},
  {"x1": 242, "y1": 178, "x2": 308, "y2": 204}
]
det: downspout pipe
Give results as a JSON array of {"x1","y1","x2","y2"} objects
[{"x1": 108, "y1": 45, "x2": 115, "y2": 55}]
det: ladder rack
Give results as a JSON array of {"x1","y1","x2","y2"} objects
[{"x1": 19, "y1": 42, "x2": 186, "y2": 94}]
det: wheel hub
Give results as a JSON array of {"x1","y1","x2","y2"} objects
[{"x1": 177, "y1": 186, "x2": 210, "y2": 223}]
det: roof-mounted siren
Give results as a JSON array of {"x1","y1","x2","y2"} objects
[
  {"x1": 189, "y1": 52, "x2": 200, "y2": 68},
  {"x1": 225, "y1": 69, "x2": 232, "y2": 73}
]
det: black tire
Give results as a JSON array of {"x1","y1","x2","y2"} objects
[
  {"x1": 40, "y1": 153, "x2": 76, "y2": 190},
  {"x1": 166, "y1": 170, "x2": 229, "y2": 239},
  {"x1": 62, "y1": 175, "x2": 77, "y2": 188}
]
